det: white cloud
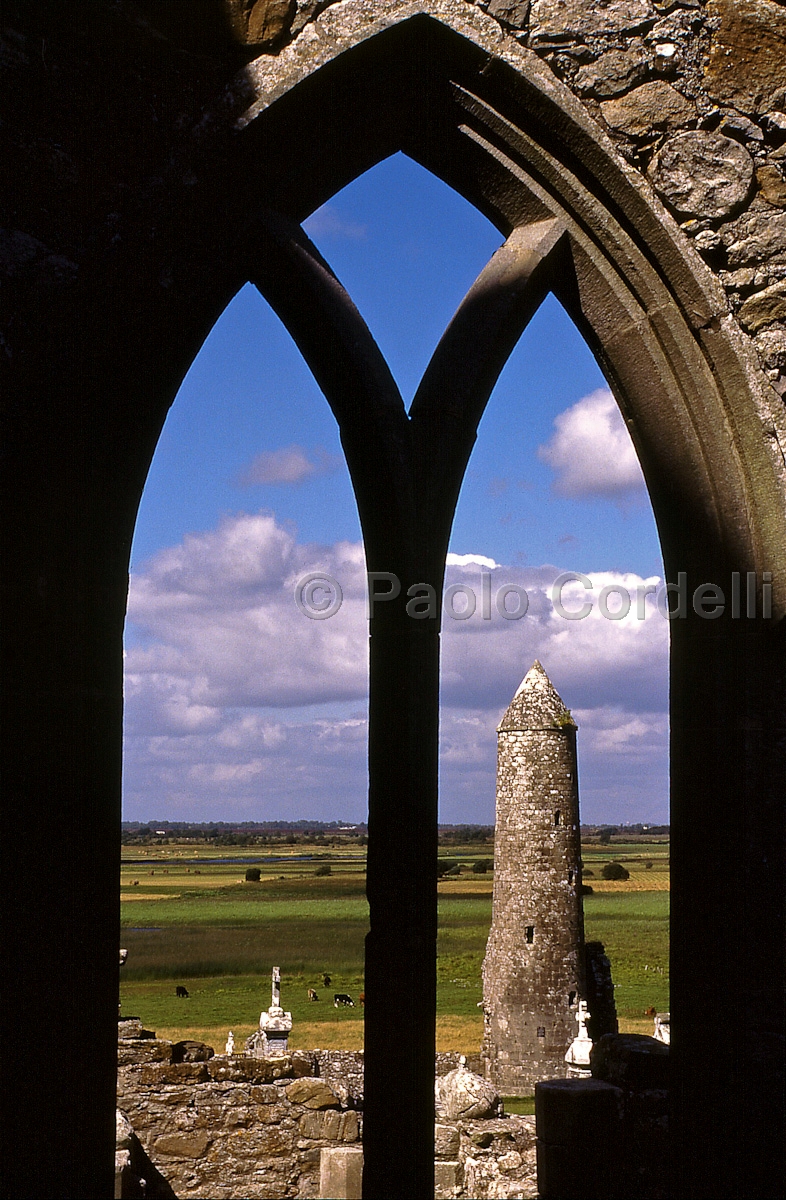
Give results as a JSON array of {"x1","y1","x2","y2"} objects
[
  {"x1": 238, "y1": 445, "x2": 340, "y2": 487},
  {"x1": 538, "y1": 388, "x2": 646, "y2": 499},
  {"x1": 126, "y1": 513, "x2": 368, "y2": 712},
  {"x1": 303, "y1": 204, "x2": 368, "y2": 242},
  {"x1": 124, "y1": 514, "x2": 668, "y2": 823},
  {"x1": 446, "y1": 553, "x2": 500, "y2": 569}
]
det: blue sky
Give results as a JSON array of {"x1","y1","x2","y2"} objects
[{"x1": 124, "y1": 153, "x2": 668, "y2": 825}]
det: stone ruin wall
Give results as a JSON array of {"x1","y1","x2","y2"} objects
[
  {"x1": 117, "y1": 1036, "x2": 537, "y2": 1199},
  {"x1": 117, "y1": 1031, "x2": 668, "y2": 1199}
]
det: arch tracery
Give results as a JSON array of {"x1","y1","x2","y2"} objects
[
  {"x1": 214, "y1": 14, "x2": 785, "y2": 1197},
  {"x1": 220, "y1": 8, "x2": 785, "y2": 599}
]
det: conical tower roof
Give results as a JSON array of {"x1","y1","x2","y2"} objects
[{"x1": 498, "y1": 660, "x2": 575, "y2": 732}]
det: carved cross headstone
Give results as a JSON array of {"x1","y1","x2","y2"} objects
[{"x1": 565, "y1": 1000, "x2": 593, "y2": 1075}]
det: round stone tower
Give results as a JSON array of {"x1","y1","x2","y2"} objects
[{"x1": 481, "y1": 661, "x2": 584, "y2": 1094}]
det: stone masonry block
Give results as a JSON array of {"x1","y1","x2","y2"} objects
[
  {"x1": 286, "y1": 1078, "x2": 340, "y2": 1109},
  {"x1": 321, "y1": 1109, "x2": 341, "y2": 1140},
  {"x1": 154, "y1": 1131, "x2": 212, "y2": 1159},
  {"x1": 435, "y1": 1123, "x2": 460, "y2": 1157},
  {"x1": 433, "y1": 1160, "x2": 461, "y2": 1199},
  {"x1": 339, "y1": 1111, "x2": 359, "y2": 1142},
  {"x1": 319, "y1": 1147, "x2": 363, "y2": 1200}
]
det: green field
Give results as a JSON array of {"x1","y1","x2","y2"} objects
[{"x1": 119, "y1": 841, "x2": 668, "y2": 1050}]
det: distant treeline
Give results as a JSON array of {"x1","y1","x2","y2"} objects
[
  {"x1": 582, "y1": 824, "x2": 670, "y2": 842},
  {"x1": 121, "y1": 820, "x2": 369, "y2": 846},
  {"x1": 121, "y1": 819, "x2": 668, "y2": 846}
]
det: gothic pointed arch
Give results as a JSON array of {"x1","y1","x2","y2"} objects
[{"x1": 205, "y1": 4, "x2": 785, "y2": 600}]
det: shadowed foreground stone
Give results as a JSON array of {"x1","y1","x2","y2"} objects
[{"x1": 535, "y1": 1079, "x2": 624, "y2": 1200}]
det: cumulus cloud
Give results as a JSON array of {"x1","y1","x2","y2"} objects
[
  {"x1": 124, "y1": 512, "x2": 668, "y2": 823},
  {"x1": 439, "y1": 562, "x2": 667, "y2": 714},
  {"x1": 238, "y1": 445, "x2": 340, "y2": 487},
  {"x1": 126, "y1": 513, "x2": 368, "y2": 711},
  {"x1": 538, "y1": 388, "x2": 646, "y2": 499}
]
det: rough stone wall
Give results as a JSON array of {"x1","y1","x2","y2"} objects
[
  {"x1": 482, "y1": 662, "x2": 584, "y2": 1094},
  {"x1": 584, "y1": 941, "x2": 619, "y2": 1042},
  {"x1": 506, "y1": 0, "x2": 786, "y2": 399},
  {"x1": 118, "y1": 1044, "x2": 361, "y2": 1200},
  {"x1": 117, "y1": 1038, "x2": 536, "y2": 1198}
]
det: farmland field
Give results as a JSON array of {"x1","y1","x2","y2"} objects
[{"x1": 119, "y1": 841, "x2": 668, "y2": 1050}]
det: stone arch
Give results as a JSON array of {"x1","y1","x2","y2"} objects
[
  {"x1": 208, "y1": 25, "x2": 783, "y2": 1194},
  {"x1": 221, "y1": 5, "x2": 785, "y2": 594},
  {"x1": 2, "y1": 4, "x2": 784, "y2": 1198}
]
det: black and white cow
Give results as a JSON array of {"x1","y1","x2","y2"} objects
[{"x1": 333, "y1": 993, "x2": 354, "y2": 1007}]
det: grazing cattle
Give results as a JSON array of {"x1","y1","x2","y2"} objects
[
  {"x1": 176, "y1": 986, "x2": 189, "y2": 999},
  {"x1": 334, "y1": 993, "x2": 354, "y2": 1007},
  {"x1": 323, "y1": 974, "x2": 331, "y2": 988},
  {"x1": 308, "y1": 988, "x2": 319, "y2": 1001},
  {"x1": 359, "y1": 992, "x2": 365, "y2": 1006},
  {"x1": 644, "y1": 1005, "x2": 656, "y2": 1016}
]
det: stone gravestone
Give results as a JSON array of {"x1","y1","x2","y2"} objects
[
  {"x1": 246, "y1": 967, "x2": 293, "y2": 1058},
  {"x1": 564, "y1": 1000, "x2": 593, "y2": 1079}
]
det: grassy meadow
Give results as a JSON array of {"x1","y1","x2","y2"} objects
[{"x1": 119, "y1": 840, "x2": 668, "y2": 1051}]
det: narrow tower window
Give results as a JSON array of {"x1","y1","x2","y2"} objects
[
  {"x1": 569, "y1": 991, "x2": 576, "y2": 1007},
  {"x1": 526, "y1": 925, "x2": 534, "y2": 943},
  {"x1": 568, "y1": 870, "x2": 574, "y2": 885},
  {"x1": 554, "y1": 810, "x2": 561, "y2": 826}
]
